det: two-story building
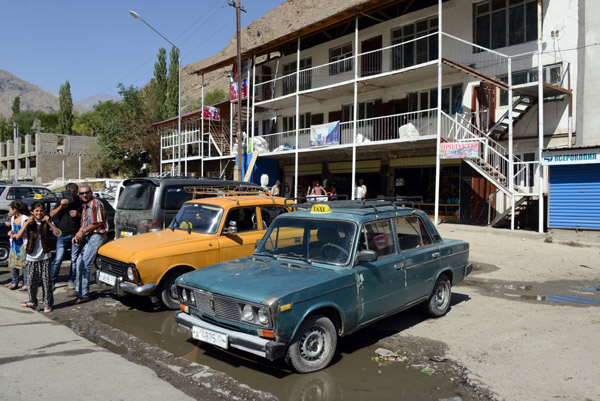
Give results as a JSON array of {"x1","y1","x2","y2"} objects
[{"x1": 156, "y1": 0, "x2": 590, "y2": 232}]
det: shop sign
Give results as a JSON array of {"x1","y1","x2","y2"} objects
[
  {"x1": 440, "y1": 141, "x2": 478, "y2": 159},
  {"x1": 310, "y1": 121, "x2": 340, "y2": 147},
  {"x1": 542, "y1": 149, "x2": 600, "y2": 165},
  {"x1": 202, "y1": 106, "x2": 220, "y2": 121}
]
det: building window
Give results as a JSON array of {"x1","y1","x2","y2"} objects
[
  {"x1": 391, "y1": 17, "x2": 438, "y2": 70},
  {"x1": 408, "y1": 85, "x2": 463, "y2": 114},
  {"x1": 282, "y1": 58, "x2": 312, "y2": 95},
  {"x1": 282, "y1": 112, "x2": 311, "y2": 131},
  {"x1": 329, "y1": 43, "x2": 353, "y2": 75},
  {"x1": 498, "y1": 64, "x2": 562, "y2": 106},
  {"x1": 474, "y1": 0, "x2": 537, "y2": 50},
  {"x1": 341, "y1": 100, "x2": 383, "y2": 122}
]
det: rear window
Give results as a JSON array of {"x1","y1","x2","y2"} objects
[{"x1": 117, "y1": 182, "x2": 156, "y2": 210}]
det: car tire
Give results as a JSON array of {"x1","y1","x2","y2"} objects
[
  {"x1": 0, "y1": 241, "x2": 9, "y2": 266},
  {"x1": 286, "y1": 314, "x2": 337, "y2": 373},
  {"x1": 159, "y1": 270, "x2": 187, "y2": 310},
  {"x1": 424, "y1": 274, "x2": 451, "y2": 318}
]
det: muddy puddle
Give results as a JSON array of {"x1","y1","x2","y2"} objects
[
  {"x1": 96, "y1": 306, "x2": 469, "y2": 401},
  {"x1": 463, "y1": 275, "x2": 600, "y2": 306}
]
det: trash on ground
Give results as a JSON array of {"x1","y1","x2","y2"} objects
[
  {"x1": 430, "y1": 355, "x2": 448, "y2": 362},
  {"x1": 372, "y1": 347, "x2": 404, "y2": 362},
  {"x1": 421, "y1": 367, "x2": 436, "y2": 375}
]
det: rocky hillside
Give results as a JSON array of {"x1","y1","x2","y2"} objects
[
  {"x1": 74, "y1": 93, "x2": 121, "y2": 112},
  {"x1": 0, "y1": 68, "x2": 60, "y2": 117},
  {"x1": 181, "y1": 0, "x2": 365, "y2": 103}
]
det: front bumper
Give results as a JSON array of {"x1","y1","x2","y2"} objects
[
  {"x1": 175, "y1": 311, "x2": 286, "y2": 361},
  {"x1": 95, "y1": 270, "x2": 156, "y2": 296}
]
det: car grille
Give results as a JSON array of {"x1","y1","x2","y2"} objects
[
  {"x1": 99, "y1": 257, "x2": 128, "y2": 279},
  {"x1": 191, "y1": 289, "x2": 241, "y2": 321}
]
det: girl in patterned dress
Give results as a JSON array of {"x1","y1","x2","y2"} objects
[
  {"x1": 5, "y1": 201, "x2": 29, "y2": 290},
  {"x1": 16, "y1": 202, "x2": 61, "y2": 313}
]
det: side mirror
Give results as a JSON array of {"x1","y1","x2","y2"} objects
[
  {"x1": 226, "y1": 220, "x2": 238, "y2": 235},
  {"x1": 355, "y1": 249, "x2": 378, "y2": 264}
]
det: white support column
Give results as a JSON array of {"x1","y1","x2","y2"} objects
[
  {"x1": 351, "y1": 14, "x2": 358, "y2": 200},
  {"x1": 537, "y1": 0, "x2": 544, "y2": 233},
  {"x1": 294, "y1": 36, "x2": 300, "y2": 198},
  {"x1": 78, "y1": 156, "x2": 81, "y2": 180},
  {"x1": 246, "y1": 58, "x2": 251, "y2": 147},
  {"x1": 251, "y1": 54, "x2": 256, "y2": 145},
  {"x1": 434, "y1": 0, "x2": 442, "y2": 224},
  {"x1": 201, "y1": 74, "x2": 205, "y2": 177},
  {"x1": 508, "y1": 57, "x2": 515, "y2": 230}
]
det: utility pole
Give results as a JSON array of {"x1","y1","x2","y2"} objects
[
  {"x1": 228, "y1": 0, "x2": 247, "y2": 180},
  {"x1": 13, "y1": 123, "x2": 18, "y2": 182}
]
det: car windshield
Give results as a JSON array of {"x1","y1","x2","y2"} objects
[
  {"x1": 256, "y1": 217, "x2": 356, "y2": 266},
  {"x1": 169, "y1": 203, "x2": 224, "y2": 234},
  {"x1": 117, "y1": 182, "x2": 155, "y2": 210}
]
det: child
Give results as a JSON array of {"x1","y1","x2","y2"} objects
[
  {"x1": 16, "y1": 202, "x2": 61, "y2": 313},
  {"x1": 5, "y1": 201, "x2": 29, "y2": 290}
]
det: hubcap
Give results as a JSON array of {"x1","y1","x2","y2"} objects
[
  {"x1": 300, "y1": 327, "x2": 326, "y2": 361},
  {"x1": 434, "y1": 282, "x2": 450, "y2": 309}
]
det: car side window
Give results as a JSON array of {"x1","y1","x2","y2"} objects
[
  {"x1": 357, "y1": 220, "x2": 396, "y2": 258},
  {"x1": 6, "y1": 188, "x2": 15, "y2": 200},
  {"x1": 163, "y1": 186, "x2": 195, "y2": 210},
  {"x1": 394, "y1": 216, "x2": 433, "y2": 251},
  {"x1": 259, "y1": 206, "x2": 288, "y2": 229},
  {"x1": 223, "y1": 207, "x2": 259, "y2": 233}
]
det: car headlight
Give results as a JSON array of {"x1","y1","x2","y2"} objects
[
  {"x1": 127, "y1": 266, "x2": 138, "y2": 282},
  {"x1": 189, "y1": 291, "x2": 195, "y2": 305},
  {"x1": 181, "y1": 288, "x2": 188, "y2": 303},
  {"x1": 257, "y1": 308, "x2": 269, "y2": 325},
  {"x1": 242, "y1": 304, "x2": 255, "y2": 321}
]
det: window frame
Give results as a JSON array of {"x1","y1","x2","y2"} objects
[
  {"x1": 329, "y1": 43, "x2": 353, "y2": 76},
  {"x1": 474, "y1": 0, "x2": 537, "y2": 50}
]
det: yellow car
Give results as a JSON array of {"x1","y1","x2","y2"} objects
[{"x1": 96, "y1": 192, "x2": 289, "y2": 309}]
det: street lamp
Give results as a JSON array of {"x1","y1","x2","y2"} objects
[{"x1": 130, "y1": 10, "x2": 182, "y2": 176}]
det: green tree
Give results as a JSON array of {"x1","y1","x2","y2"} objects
[
  {"x1": 58, "y1": 80, "x2": 73, "y2": 135},
  {"x1": 153, "y1": 47, "x2": 168, "y2": 120},
  {"x1": 183, "y1": 88, "x2": 228, "y2": 111},
  {"x1": 166, "y1": 46, "x2": 180, "y2": 118},
  {"x1": 11, "y1": 96, "x2": 20, "y2": 117},
  {"x1": 0, "y1": 115, "x2": 10, "y2": 142}
]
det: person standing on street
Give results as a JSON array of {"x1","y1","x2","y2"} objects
[
  {"x1": 358, "y1": 179, "x2": 367, "y2": 200},
  {"x1": 17, "y1": 202, "x2": 62, "y2": 313},
  {"x1": 50, "y1": 183, "x2": 82, "y2": 290},
  {"x1": 69, "y1": 185, "x2": 108, "y2": 304},
  {"x1": 5, "y1": 201, "x2": 30, "y2": 290}
]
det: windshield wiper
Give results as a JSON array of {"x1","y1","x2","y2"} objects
[
  {"x1": 170, "y1": 218, "x2": 177, "y2": 232},
  {"x1": 276, "y1": 252, "x2": 310, "y2": 262}
]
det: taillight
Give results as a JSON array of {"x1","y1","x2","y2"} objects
[{"x1": 137, "y1": 219, "x2": 161, "y2": 233}]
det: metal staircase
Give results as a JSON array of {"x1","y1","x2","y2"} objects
[{"x1": 488, "y1": 95, "x2": 536, "y2": 140}]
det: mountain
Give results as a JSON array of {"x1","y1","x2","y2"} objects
[
  {"x1": 75, "y1": 93, "x2": 121, "y2": 112},
  {"x1": 0, "y1": 69, "x2": 60, "y2": 117}
]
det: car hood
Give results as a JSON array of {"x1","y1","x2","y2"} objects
[
  {"x1": 177, "y1": 256, "x2": 346, "y2": 304},
  {"x1": 98, "y1": 229, "x2": 213, "y2": 261}
]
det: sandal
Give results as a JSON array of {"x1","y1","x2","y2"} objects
[
  {"x1": 20, "y1": 302, "x2": 37, "y2": 309},
  {"x1": 7, "y1": 283, "x2": 18, "y2": 290},
  {"x1": 43, "y1": 308, "x2": 53, "y2": 314},
  {"x1": 18, "y1": 285, "x2": 28, "y2": 291}
]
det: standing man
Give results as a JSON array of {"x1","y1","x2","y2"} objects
[
  {"x1": 358, "y1": 179, "x2": 367, "y2": 200},
  {"x1": 69, "y1": 184, "x2": 108, "y2": 304},
  {"x1": 50, "y1": 183, "x2": 82, "y2": 290}
]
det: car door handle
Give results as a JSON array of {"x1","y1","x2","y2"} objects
[
  {"x1": 395, "y1": 262, "x2": 405, "y2": 270},
  {"x1": 432, "y1": 252, "x2": 440, "y2": 258}
]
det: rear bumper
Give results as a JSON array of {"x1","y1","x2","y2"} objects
[
  {"x1": 464, "y1": 263, "x2": 472, "y2": 277},
  {"x1": 95, "y1": 270, "x2": 156, "y2": 296},
  {"x1": 175, "y1": 311, "x2": 286, "y2": 361}
]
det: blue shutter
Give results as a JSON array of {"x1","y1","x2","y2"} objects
[{"x1": 548, "y1": 164, "x2": 600, "y2": 229}]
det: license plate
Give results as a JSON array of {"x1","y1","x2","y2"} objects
[
  {"x1": 121, "y1": 231, "x2": 133, "y2": 237},
  {"x1": 192, "y1": 326, "x2": 228, "y2": 349},
  {"x1": 98, "y1": 271, "x2": 116, "y2": 286}
]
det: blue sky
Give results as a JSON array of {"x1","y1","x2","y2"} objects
[{"x1": 0, "y1": 0, "x2": 285, "y2": 102}]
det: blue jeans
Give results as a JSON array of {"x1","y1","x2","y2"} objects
[
  {"x1": 75, "y1": 233, "x2": 106, "y2": 299},
  {"x1": 51, "y1": 234, "x2": 77, "y2": 285},
  {"x1": 11, "y1": 267, "x2": 27, "y2": 286}
]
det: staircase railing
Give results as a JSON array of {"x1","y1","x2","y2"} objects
[{"x1": 487, "y1": 95, "x2": 531, "y2": 135}]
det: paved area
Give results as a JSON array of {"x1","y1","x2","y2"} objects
[{"x1": 0, "y1": 286, "x2": 193, "y2": 401}]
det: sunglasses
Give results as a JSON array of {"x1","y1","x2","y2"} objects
[{"x1": 79, "y1": 191, "x2": 92, "y2": 195}]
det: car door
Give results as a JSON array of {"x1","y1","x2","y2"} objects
[
  {"x1": 395, "y1": 215, "x2": 440, "y2": 303},
  {"x1": 353, "y1": 219, "x2": 406, "y2": 324},
  {"x1": 218, "y1": 206, "x2": 263, "y2": 262}
]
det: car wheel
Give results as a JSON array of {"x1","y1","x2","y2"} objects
[
  {"x1": 0, "y1": 241, "x2": 9, "y2": 266},
  {"x1": 425, "y1": 274, "x2": 451, "y2": 318},
  {"x1": 159, "y1": 270, "x2": 186, "y2": 310},
  {"x1": 286, "y1": 314, "x2": 337, "y2": 373}
]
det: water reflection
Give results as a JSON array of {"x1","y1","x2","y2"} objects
[{"x1": 96, "y1": 308, "x2": 463, "y2": 401}]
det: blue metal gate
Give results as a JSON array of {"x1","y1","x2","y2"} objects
[{"x1": 548, "y1": 164, "x2": 600, "y2": 229}]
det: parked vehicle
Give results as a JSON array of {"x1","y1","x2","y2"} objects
[
  {"x1": 0, "y1": 222, "x2": 10, "y2": 266},
  {"x1": 114, "y1": 177, "x2": 256, "y2": 239},
  {"x1": 175, "y1": 200, "x2": 471, "y2": 373},
  {"x1": 0, "y1": 184, "x2": 55, "y2": 219},
  {"x1": 96, "y1": 187, "x2": 290, "y2": 309}
]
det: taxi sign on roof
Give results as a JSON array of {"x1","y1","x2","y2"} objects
[{"x1": 311, "y1": 204, "x2": 331, "y2": 213}]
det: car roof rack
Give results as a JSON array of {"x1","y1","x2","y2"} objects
[
  {"x1": 184, "y1": 185, "x2": 273, "y2": 200},
  {"x1": 284, "y1": 196, "x2": 417, "y2": 218}
]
